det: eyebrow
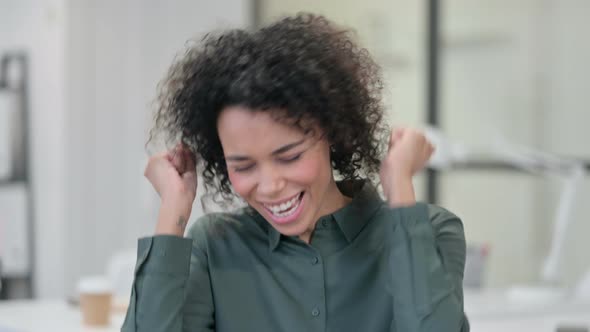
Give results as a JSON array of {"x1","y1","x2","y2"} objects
[{"x1": 225, "y1": 139, "x2": 305, "y2": 162}]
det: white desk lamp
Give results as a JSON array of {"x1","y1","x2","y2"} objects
[{"x1": 424, "y1": 126, "x2": 588, "y2": 303}]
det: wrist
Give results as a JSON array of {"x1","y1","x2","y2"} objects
[
  {"x1": 161, "y1": 193, "x2": 194, "y2": 210},
  {"x1": 387, "y1": 175, "x2": 416, "y2": 207},
  {"x1": 155, "y1": 199, "x2": 193, "y2": 236}
]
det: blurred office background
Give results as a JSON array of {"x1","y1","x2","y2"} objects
[{"x1": 0, "y1": 0, "x2": 588, "y2": 315}]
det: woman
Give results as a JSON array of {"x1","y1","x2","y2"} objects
[{"x1": 122, "y1": 14, "x2": 469, "y2": 332}]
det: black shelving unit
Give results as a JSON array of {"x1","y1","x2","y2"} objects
[
  {"x1": 426, "y1": 0, "x2": 441, "y2": 203},
  {"x1": 0, "y1": 53, "x2": 35, "y2": 299}
]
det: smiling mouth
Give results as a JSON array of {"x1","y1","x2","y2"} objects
[{"x1": 262, "y1": 192, "x2": 304, "y2": 218}]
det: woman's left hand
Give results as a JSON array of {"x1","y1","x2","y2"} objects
[{"x1": 379, "y1": 127, "x2": 435, "y2": 207}]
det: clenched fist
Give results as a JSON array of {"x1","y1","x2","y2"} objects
[
  {"x1": 379, "y1": 128, "x2": 434, "y2": 207},
  {"x1": 144, "y1": 143, "x2": 197, "y2": 236}
]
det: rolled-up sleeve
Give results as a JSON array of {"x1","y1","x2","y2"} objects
[
  {"x1": 121, "y1": 218, "x2": 215, "y2": 332},
  {"x1": 389, "y1": 203, "x2": 470, "y2": 332}
]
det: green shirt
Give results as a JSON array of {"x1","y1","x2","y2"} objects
[{"x1": 122, "y1": 181, "x2": 469, "y2": 331}]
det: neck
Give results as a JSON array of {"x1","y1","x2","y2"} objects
[
  {"x1": 298, "y1": 180, "x2": 352, "y2": 243},
  {"x1": 318, "y1": 179, "x2": 352, "y2": 219}
]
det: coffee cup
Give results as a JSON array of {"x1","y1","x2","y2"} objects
[{"x1": 77, "y1": 276, "x2": 113, "y2": 326}]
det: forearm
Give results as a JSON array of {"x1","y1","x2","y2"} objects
[
  {"x1": 121, "y1": 236, "x2": 192, "y2": 331},
  {"x1": 390, "y1": 203, "x2": 469, "y2": 332}
]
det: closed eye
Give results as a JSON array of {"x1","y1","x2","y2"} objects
[
  {"x1": 278, "y1": 153, "x2": 302, "y2": 163},
  {"x1": 233, "y1": 164, "x2": 255, "y2": 172}
]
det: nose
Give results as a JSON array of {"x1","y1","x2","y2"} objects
[{"x1": 256, "y1": 165, "x2": 286, "y2": 198}]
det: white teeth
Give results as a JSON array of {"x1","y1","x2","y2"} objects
[
  {"x1": 274, "y1": 198, "x2": 301, "y2": 217},
  {"x1": 263, "y1": 193, "x2": 302, "y2": 217}
]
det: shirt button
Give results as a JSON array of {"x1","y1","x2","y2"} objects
[
  {"x1": 311, "y1": 308, "x2": 320, "y2": 317},
  {"x1": 322, "y1": 219, "x2": 328, "y2": 227},
  {"x1": 311, "y1": 257, "x2": 319, "y2": 265}
]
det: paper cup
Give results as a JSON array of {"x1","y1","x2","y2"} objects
[{"x1": 77, "y1": 276, "x2": 113, "y2": 326}]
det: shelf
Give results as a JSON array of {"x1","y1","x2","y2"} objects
[
  {"x1": 0, "y1": 179, "x2": 28, "y2": 186},
  {"x1": 429, "y1": 160, "x2": 590, "y2": 173}
]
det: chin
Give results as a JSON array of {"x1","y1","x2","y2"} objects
[{"x1": 263, "y1": 209, "x2": 314, "y2": 239}]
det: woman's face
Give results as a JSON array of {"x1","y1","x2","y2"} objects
[{"x1": 218, "y1": 106, "x2": 343, "y2": 240}]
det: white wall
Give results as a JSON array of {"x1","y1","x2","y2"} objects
[
  {"x1": 441, "y1": 0, "x2": 590, "y2": 287},
  {"x1": 533, "y1": 0, "x2": 590, "y2": 286},
  {"x1": 63, "y1": 0, "x2": 251, "y2": 297},
  {"x1": 2, "y1": 0, "x2": 250, "y2": 298},
  {"x1": 0, "y1": 0, "x2": 68, "y2": 298},
  {"x1": 439, "y1": 0, "x2": 541, "y2": 287}
]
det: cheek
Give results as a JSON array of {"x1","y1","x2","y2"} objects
[
  {"x1": 290, "y1": 155, "x2": 330, "y2": 185},
  {"x1": 228, "y1": 172, "x2": 255, "y2": 198}
]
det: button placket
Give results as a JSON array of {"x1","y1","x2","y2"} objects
[
  {"x1": 311, "y1": 307, "x2": 320, "y2": 317},
  {"x1": 306, "y1": 244, "x2": 325, "y2": 328}
]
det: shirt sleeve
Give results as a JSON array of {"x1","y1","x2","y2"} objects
[
  {"x1": 388, "y1": 202, "x2": 470, "y2": 332},
  {"x1": 121, "y1": 219, "x2": 215, "y2": 332}
]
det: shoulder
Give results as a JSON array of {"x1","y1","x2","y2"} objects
[
  {"x1": 425, "y1": 204, "x2": 465, "y2": 237},
  {"x1": 373, "y1": 202, "x2": 465, "y2": 238},
  {"x1": 186, "y1": 207, "x2": 266, "y2": 246}
]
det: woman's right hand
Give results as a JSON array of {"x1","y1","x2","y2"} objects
[{"x1": 144, "y1": 143, "x2": 198, "y2": 236}]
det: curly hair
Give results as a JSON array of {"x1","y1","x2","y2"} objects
[{"x1": 149, "y1": 13, "x2": 387, "y2": 203}]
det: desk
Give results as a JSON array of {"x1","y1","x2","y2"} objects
[
  {"x1": 469, "y1": 314, "x2": 590, "y2": 332},
  {"x1": 0, "y1": 300, "x2": 125, "y2": 332},
  {"x1": 1, "y1": 292, "x2": 589, "y2": 331},
  {"x1": 465, "y1": 290, "x2": 590, "y2": 332}
]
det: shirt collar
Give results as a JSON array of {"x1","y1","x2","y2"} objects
[
  {"x1": 245, "y1": 207, "x2": 282, "y2": 251},
  {"x1": 251, "y1": 179, "x2": 383, "y2": 251},
  {"x1": 332, "y1": 180, "x2": 383, "y2": 243},
  {"x1": 269, "y1": 223, "x2": 282, "y2": 251}
]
